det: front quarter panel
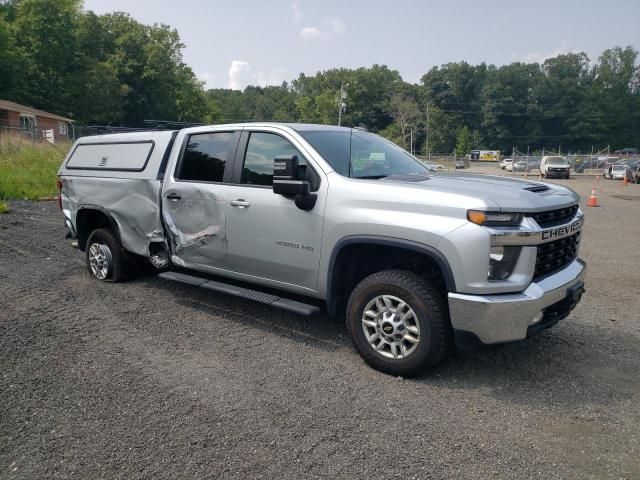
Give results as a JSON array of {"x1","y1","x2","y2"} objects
[{"x1": 318, "y1": 174, "x2": 494, "y2": 297}]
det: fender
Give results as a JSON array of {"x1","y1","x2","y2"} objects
[
  {"x1": 325, "y1": 235, "x2": 457, "y2": 316},
  {"x1": 75, "y1": 205, "x2": 123, "y2": 249}
]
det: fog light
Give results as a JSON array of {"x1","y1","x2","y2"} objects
[
  {"x1": 488, "y1": 246, "x2": 521, "y2": 280},
  {"x1": 529, "y1": 311, "x2": 544, "y2": 325}
]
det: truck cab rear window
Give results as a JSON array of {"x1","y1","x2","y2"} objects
[{"x1": 177, "y1": 132, "x2": 235, "y2": 182}]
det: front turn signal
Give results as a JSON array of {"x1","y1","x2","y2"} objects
[{"x1": 467, "y1": 210, "x2": 523, "y2": 226}]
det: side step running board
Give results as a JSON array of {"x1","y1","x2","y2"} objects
[{"x1": 158, "y1": 271, "x2": 320, "y2": 316}]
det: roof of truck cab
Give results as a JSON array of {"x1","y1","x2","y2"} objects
[
  {"x1": 199, "y1": 122, "x2": 354, "y2": 132},
  {"x1": 284, "y1": 123, "x2": 353, "y2": 132}
]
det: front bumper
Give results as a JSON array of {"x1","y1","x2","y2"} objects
[
  {"x1": 546, "y1": 170, "x2": 570, "y2": 177},
  {"x1": 448, "y1": 258, "x2": 585, "y2": 347}
]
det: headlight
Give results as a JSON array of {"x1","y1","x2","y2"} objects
[
  {"x1": 488, "y1": 246, "x2": 521, "y2": 280},
  {"x1": 467, "y1": 210, "x2": 523, "y2": 226}
]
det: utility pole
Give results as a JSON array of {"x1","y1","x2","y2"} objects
[
  {"x1": 410, "y1": 129, "x2": 413, "y2": 155},
  {"x1": 337, "y1": 81, "x2": 347, "y2": 126},
  {"x1": 425, "y1": 102, "x2": 430, "y2": 162}
]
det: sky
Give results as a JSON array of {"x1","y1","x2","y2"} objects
[{"x1": 83, "y1": 0, "x2": 640, "y2": 91}]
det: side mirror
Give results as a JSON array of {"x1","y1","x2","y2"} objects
[
  {"x1": 273, "y1": 155, "x2": 310, "y2": 196},
  {"x1": 273, "y1": 155, "x2": 317, "y2": 211}
]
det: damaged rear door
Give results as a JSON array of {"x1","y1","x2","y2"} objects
[{"x1": 162, "y1": 130, "x2": 241, "y2": 270}]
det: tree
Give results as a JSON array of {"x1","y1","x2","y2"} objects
[
  {"x1": 425, "y1": 105, "x2": 455, "y2": 153},
  {"x1": 10, "y1": 0, "x2": 82, "y2": 115},
  {"x1": 480, "y1": 63, "x2": 544, "y2": 151},
  {"x1": 0, "y1": 15, "x2": 15, "y2": 97},
  {"x1": 387, "y1": 93, "x2": 421, "y2": 149},
  {"x1": 455, "y1": 126, "x2": 473, "y2": 156}
]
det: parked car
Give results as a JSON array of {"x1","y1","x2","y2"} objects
[
  {"x1": 423, "y1": 162, "x2": 446, "y2": 172},
  {"x1": 606, "y1": 164, "x2": 633, "y2": 180},
  {"x1": 632, "y1": 165, "x2": 640, "y2": 184},
  {"x1": 57, "y1": 123, "x2": 586, "y2": 376},
  {"x1": 500, "y1": 158, "x2": 513, "y2": 170},
  {"x1": 540, "y1": 156, "x2": 570, "y2": 179},
  {"x1": 455, "y1": 158, "x2": 465, "y2": 169},
  {"x1": 513, "y1": 159, "x2": 539, "y2": 172}
]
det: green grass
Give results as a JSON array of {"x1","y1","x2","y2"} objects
[
  {"x1": 0, "y1": 137, "x2": 68, "y2": 201},
  {"x1": 0, "y1": 200, "x2": 8, "y2": 214}
]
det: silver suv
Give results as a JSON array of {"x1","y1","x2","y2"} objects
[{"x1": 58, "y1": 123, "x2": 586, "y2": 376}]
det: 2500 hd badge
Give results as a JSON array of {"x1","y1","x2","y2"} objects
[{"x1": 276, "y1": 240, "x2": 314, "y2": 252}]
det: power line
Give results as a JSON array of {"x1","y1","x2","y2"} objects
[{"x1": 437, "y1": 109, "x2": 640, "y2": 117}]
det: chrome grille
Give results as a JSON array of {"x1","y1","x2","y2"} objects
[
  {"x1": 534, "y1": 232, "x2": 580, "y2": 279},
  {"x1": 529, "y1": 205, "x2": 578, "y2": 228}
]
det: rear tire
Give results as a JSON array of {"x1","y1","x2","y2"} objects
[
  {"x1": 85, "y1": 228, "x2": 129, "y2": 282},
  {"x1": 346, "y1": 270, "x2": 451, "y2": 376}
]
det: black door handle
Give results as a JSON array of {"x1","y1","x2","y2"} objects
[{"x1": 166, "y1": 193, "x2": 181, "y2": 201}]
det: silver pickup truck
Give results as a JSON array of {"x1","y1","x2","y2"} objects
[{"x1": 57, "y1": 123, "x2": 586, "y2": 376}]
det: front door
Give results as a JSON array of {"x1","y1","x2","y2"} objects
[
  {"x1": 224, "y1": 129, "x2": 327, "y2": 293},
  {"x1": 162, "y1": 130, "x2": 240, "y2": 270}
]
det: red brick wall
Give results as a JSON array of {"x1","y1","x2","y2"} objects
[
  {"x1": 0, "y1": 109, "x2": 72, "y2": 142},
  {"x1": 5, "y1": 110, "x2": 20, "y2": 127},
  {"x1": 36, "y1": 116, "x2": 71, "y2": 142}
]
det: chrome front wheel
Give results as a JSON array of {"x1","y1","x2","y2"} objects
[
  {"x1": 347, "y1": 269, "x2": 450, "y2": 376},
  {"x1": 361, "y1": 294, "x2": 420, "y2": 359}
]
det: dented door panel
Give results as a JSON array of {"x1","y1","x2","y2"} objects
[{"x1": 162, "y1": 182, "x2": 230, "y2": 269}]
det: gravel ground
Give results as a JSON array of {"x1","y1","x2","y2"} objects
[{"x1": 1, "y1": 175, "x2": 639, "y2": 479}]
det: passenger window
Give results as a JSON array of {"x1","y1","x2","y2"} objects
[
  {"x1": 242, "y1": 132, "x2": 308, "y2": 186},
  {"x1": 177, "y1": 132, "x2": 236, "y2": 182}
]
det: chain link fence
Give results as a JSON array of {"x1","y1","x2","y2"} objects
[{"x1": 414, "y1": 147, "x2": 640, "y2": 176}]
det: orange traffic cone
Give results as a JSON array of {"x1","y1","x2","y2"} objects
[
  {"x1": 622, "y1": 172, "x2": 628, "y2": 187},
  {"x1": 586, "y1": 187, "x2": 599, "y2": 207}
]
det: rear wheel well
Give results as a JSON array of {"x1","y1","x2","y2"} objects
[
  {"x1": 76, "y1": 209, "x2": 118, "y2": 251},
  {"x1": 328, "y1": 242, "x2": 452, "y2": 318}
]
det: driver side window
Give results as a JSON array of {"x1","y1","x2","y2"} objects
[{"x1": 241, "y1": 132, "x2": 313, "y2": 187}]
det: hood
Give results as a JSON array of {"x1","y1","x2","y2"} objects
[{"x1": 382, "y1": 173, "x2": 579, "y2": 212}]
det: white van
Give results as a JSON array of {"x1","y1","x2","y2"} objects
[{"x1": 540, "y1": 156, "x2": 570, "y2": 179}]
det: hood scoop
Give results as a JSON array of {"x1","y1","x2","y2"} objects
[{"x1": 523, "y1": 184, "x2": 550, "y2": 193}]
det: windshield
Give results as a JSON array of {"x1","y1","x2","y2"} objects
[
  {"x1": 547, "y1": 157, "x2": 568, "y2": 165},
  {"x1": 298, "y1": 129, "x2": 428, "y2": 178},
  {"x1": 612, "y1": 165, "x2": 626, "y2": 171}
]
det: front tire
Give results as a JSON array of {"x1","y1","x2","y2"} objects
[
  {"x1": 346, "y1": 270, "x2": 450, "y2": 376},
  {"x1": 85, "y1": 228, "x2": 129, "y2": 282}
]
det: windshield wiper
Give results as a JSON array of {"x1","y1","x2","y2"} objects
[{"x1": 355, "y1": 175, "x2": 388, "y2": 179}]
